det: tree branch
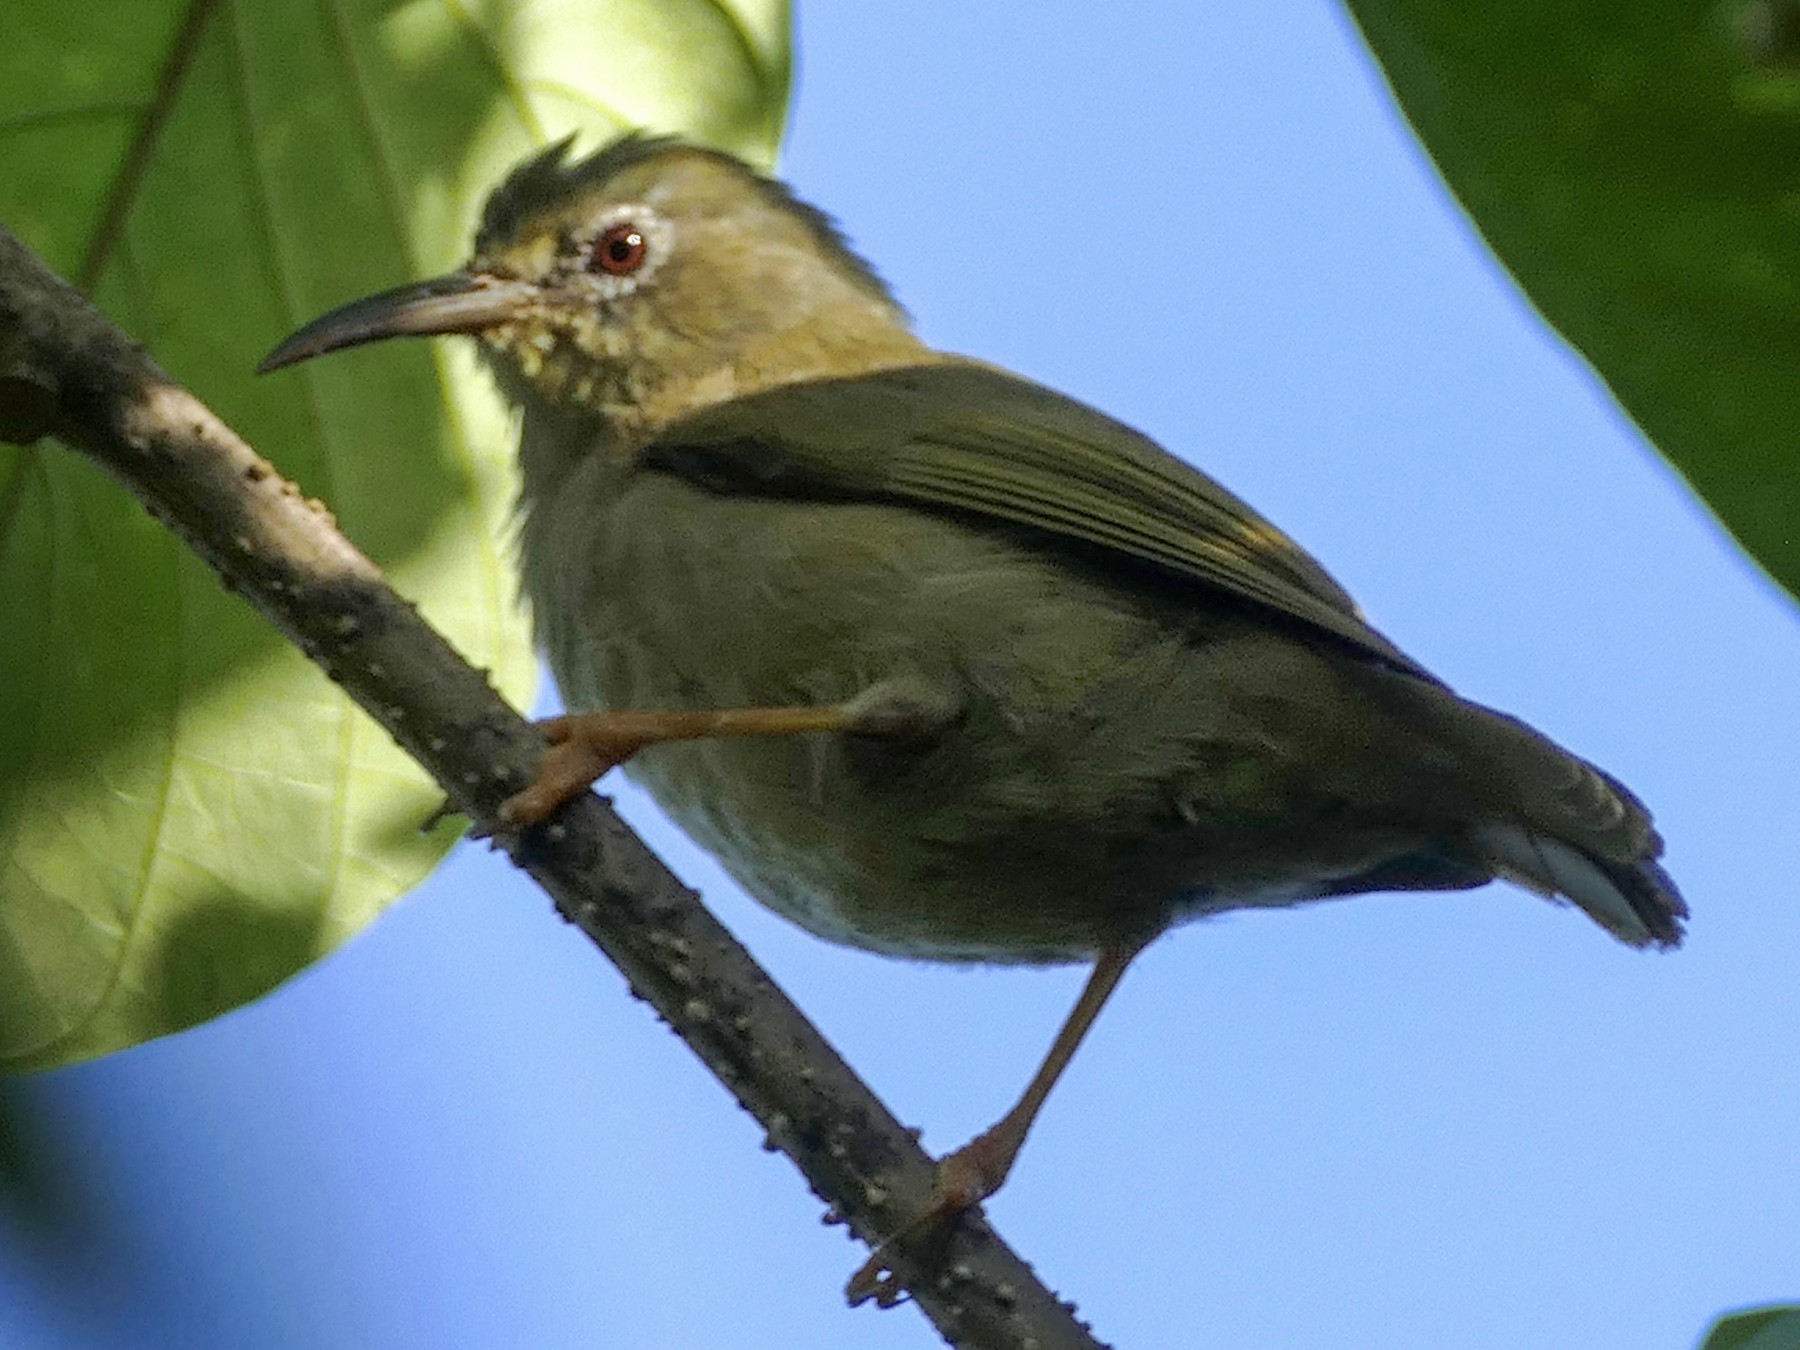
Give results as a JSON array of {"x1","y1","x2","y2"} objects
[{"x1": 0, "y1": 224, "x2": 1112, "y2": 1350}]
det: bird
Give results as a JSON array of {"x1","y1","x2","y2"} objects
[{"x1": 262, "y1": 131, "x2": 1686, "y2": 1300}]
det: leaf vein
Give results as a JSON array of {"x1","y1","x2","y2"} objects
[{"x1": 79, "y1": 0, "x2": 226, "y2": 292}]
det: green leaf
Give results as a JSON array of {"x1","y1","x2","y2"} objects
[
  {"x1": 0, "y1": 0, "x2": 791, "y2": 1070},
  {"x1": 1700, "y1": 1305, "x2": 1800, "y2": 1350},
  {"x1": 1340, "y1": 0, "x2": 1800, "y2": 603}
]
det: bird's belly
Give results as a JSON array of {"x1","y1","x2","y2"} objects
[{"x1": 628, "y1": 751, "x2": 1113, "y2": 963}]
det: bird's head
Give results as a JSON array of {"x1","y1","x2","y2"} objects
[{"x1": 262, "y1": 134, "x2": 914, "y2": 430}]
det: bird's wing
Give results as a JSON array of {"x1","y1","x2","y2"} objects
[{"x1": 642, "y1": 360, "x2": 1429, "y2": 678}]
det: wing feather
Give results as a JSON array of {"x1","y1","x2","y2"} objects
[{"x1": 642, "y1": 361, "x2": 1428, "y2": 677}]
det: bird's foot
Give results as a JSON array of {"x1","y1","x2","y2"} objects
[
  {"x1": 847, "y1": 941, "x2": 1143, "y2": 1307},
  {"x1": 846, "y1": 1128, "x2": 1017, "y2": 1308},
  {"x1": 498, "y1": 712, "x2": 660, "y2": 827}
]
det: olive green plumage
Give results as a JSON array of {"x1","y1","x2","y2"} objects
[{"x1": 265, "y1": 133, "x2": 1686, "y2": 963}]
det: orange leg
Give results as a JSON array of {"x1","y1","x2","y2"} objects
[
  {"x1": 847, "y1": 936, "x2": 1150, "y2": 1307},
  {"x1": 499, "y1": 704, "x2": 865, "y2": 827}
]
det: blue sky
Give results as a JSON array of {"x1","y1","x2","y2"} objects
[{"x1": 4, "y1": 3, "x2": 1797, "y2": 1347}]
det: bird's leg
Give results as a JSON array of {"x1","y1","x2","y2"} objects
[
  {"x1": 498, "y1": 704, "x2": 857, "y2": 826},
  {"x1": 847, "y1": 936, "x2": 1150, "y2": 1307},
  {"x1": 498, "y1": 680, "x2": 953, "y2": 827}
]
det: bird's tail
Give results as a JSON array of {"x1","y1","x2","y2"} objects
[
  {"x1": 1471, "y1": 820, "x2": 1686, "y2": 949},
  {"x1": 1441, "y1": 701, "x2": 1687, "y2": 949}
]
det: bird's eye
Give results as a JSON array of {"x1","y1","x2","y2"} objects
[{"x1": 588, "y1": 222, "x2": 648, "y2": 276}]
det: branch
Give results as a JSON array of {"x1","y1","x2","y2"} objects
[{"x1": 0, "y1": 225, "x2": 1111, "y2": 1350}]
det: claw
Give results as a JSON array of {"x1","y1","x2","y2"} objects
[
  {"x1": 499, "y1": 715, "x2": 651, "y2": 826},
  {"x1": 844, "y1": 1141, "x2": 1003, "y2": 1307},
  {"x1": 846, "y1": 1253, "x2": 910, "y2": 1308}
]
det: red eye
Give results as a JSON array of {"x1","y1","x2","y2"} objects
[{"x1": 589, "y1": 222, "x2": 648, "y2": 276}]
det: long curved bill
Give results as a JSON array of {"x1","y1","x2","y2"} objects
[{"x1": 258, "y1": 273, "x2": 537, "y2": 373}]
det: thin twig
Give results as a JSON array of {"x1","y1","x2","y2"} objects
[{"x1": 0, "y1": 224, "x2": 1112, "y2": 1350}]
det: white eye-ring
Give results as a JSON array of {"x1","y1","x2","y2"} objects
[{"x1": 579, "y1": 205, "x2": 672, "y2": 298}]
